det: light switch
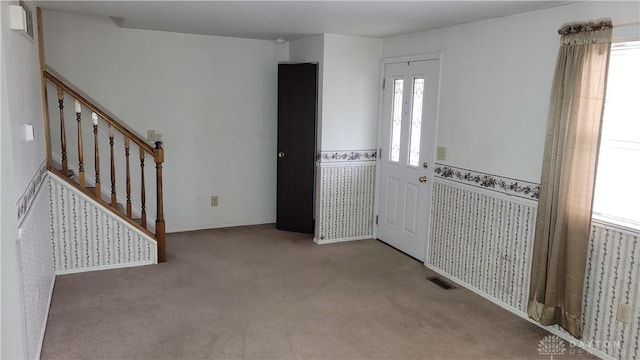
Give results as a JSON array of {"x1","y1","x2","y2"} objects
[
  {"x1": 436, "y1": 146, "x2": 447, "y2": 161},
  {"x1": 147, "y1": 130, "x2": 156, "y2": 141},
  {"x1": 25, "y1": 124, "x2": 34, "y2": 141}
]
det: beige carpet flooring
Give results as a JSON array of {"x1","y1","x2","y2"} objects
[{"x1": 41, "y1": 224, "x2": 595, "y2": 359}]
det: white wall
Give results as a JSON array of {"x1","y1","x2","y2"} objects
[
  {"x1": 43, "y1": 10, "x2": 289, "y2": 232},
  {"x1": 289, "y1": 34, "x2": 324, "y2": 148},
  {"x1": 1, "y1": 9, "x2": 28, "y2": 357},
  {"x1": 322, "y1": 34, "x2": 381, "y2": 151},
  {"x1": 1, "y1": 1, "x2": 49, "y2": 358},
  {"x1": 289, "y1": 34, "x2": 382, "y2": 152},
  {"x1": 382, "y1": 1, "x2": 640, "y2": 182},
  {"x1": 3, "y1": 1, "x2": 46, "y2": 202}
]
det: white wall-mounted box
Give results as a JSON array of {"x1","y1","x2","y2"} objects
[{"x1": 9, "y1": 5, "x2": 27, "y2": 32}]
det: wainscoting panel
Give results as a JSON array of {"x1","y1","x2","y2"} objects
[
  {"x1": 430, "y1": 166, "x2": 640, "y2": 360},
  {"x1": 428, "y1": 178, "x2": 537, "y2": 312},
  {"x1": 315, "y1": 155, "x2": 376, "y2": 244},
  {"x1": 18, "y1": 168, "x2": 55, "y2": 360},
  {"x1": 580, "y1": 220, "x2": 640, "y2": 360},
  {"x1": 49, "y1": 174, "x2": 157, "y2": 274}
]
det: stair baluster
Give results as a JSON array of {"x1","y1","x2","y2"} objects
[
  {"x1": 140, "y1": 148, "x2": 147, "y2": 229},
  {"x1": 124, "y1": 137, "x2": 131, "y2": 218},
  {"x1": 75, "y1": 100, "x2": 85, "y2": 187},
  {"x1": 109, "y1": 126, "x2": 117, "y2": 207},
  {"x1": 92, "y1": 113, "x2": 101, "y2": 196},
  {"x1": 154, "y1": 141, "x2": 166, "y2": 262},
  {"x1": 57, "y1": 86, "x2": 67, "y2": 172},
  {"x1": 125, "y1": 138, "x2": 132, "y2": 218}
]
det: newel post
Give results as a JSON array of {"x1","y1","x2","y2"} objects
[{"x1": 154, "y1": 141, "x2": 166, "y2": 263}]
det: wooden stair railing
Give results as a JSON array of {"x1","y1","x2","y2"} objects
[{"x1": 42, "y1": 70, "x2": 166, "y2": 262}]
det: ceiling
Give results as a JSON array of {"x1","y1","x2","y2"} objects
[{"x1": 38, "y1": 1, "x2": 575, "y2": 41}]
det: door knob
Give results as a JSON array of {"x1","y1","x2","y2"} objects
[
  {"x1": 423, "y1": 162, "x2": 429, "y2": 169},
  {"x1": 278, "y1": 152, "x2": 285, "y2": 158},
  {"x1": 419, "y1": 176, "x2": 428, "y2": 183}
]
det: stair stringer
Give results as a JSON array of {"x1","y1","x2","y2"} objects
[{"x1": 49, "y1": 172, "x2": 157, "y2": 275}]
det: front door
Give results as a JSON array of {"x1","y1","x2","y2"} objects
[
  {"x1": 376, "y1": 59, "x2": 439, "y2": 260},
  {"x1": 276, "y1": 63, "x2": 317, "y2": 234}
]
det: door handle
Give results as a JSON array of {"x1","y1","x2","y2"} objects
[
  {"x1": 278, "y1": 151, "x2": 285, "y2": 158},
  {"x1": 419, "y1": 176, "x2": 428, "y2": 183}
]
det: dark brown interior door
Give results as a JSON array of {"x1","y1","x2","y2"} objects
[{"x1": 277, "y1": 63, "x2": 317, "y2": 234}]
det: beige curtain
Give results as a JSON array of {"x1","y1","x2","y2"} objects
[{"x1": 528, "y1": 20, "x2": 612, "y2": 339}]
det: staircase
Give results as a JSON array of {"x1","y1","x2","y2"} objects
[{"x1": 41, "y1": 69, "x2": 166, "y2": 263}]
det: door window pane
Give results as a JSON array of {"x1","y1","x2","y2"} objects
[
  {"x1": 390, "y1": 79, "x2": 404, "y2": 163},
  {"x1": 408, "y1": 78, "x2": 424, "y2": 167}
]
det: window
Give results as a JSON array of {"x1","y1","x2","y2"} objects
[
  {"x1": 408, "y1": 78, "x2": 424, "y2": 167},
  {"x1": 389, "y1": 79, "x2": 404, "y2": 163},
  {"x1": 592, "y1": 41, "x2": 640, "y2": 228}
]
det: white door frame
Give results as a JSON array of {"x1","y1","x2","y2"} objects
[{"x1": 373, "y1": 52, "x2": 442, "y2": 263}]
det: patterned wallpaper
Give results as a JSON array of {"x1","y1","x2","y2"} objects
[
  {"x1": 580, "y1": 221, "x2": 640, "y2": 360},
  {"x1": 49, "y1": 174, "x2": 157, "y2": 273},
  {"x1": 429, "y1": 179, "x2": 536, "y2": 311},
  {"x1": 315, "y1": 154, "x2": 376, "y2": 243},
  {"x1": 430, "y1": 170, "x2": 640, "y2": 360},
  {"x1": 18, "y1": 172, "x2": 55, "y2": 360}
]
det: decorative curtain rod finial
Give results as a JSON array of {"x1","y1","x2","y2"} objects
[{"x1": 558, "y1": 18, "x2": 613, "y2": 35}]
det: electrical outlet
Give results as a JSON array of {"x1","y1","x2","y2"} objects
[
  {"x1": 211, "y1": 196, "x2": 218, "y2": 207},
  {"x1": 617, "y1": 303, "x2": 630, "y2": 324},
  {"x1": 437, "y1": 146, "x2": 447, "y2": 161},
  {"x1": 147, "y1": 130, "x2": 156, "y2": 141}
]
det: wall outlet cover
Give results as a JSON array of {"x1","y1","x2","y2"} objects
[
  {"x1": 211, "y1": 196, "x2": 218, "y2": 207},
  {"x1": 25, "y1": 124, "x2": 34, "y2": 141},
  {"x1": 616, "y1": 303, "x2": 630, "y2": 324}
]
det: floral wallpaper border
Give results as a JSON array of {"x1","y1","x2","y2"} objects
[
  {"x1": 17, "y1": 161, "x2": 48, "y2": 224},
  {"x1": 317, "y1": 150, "x2": 377, "y2": 163},
  {"x1": 433, "y1": 163, "x2": 540, "y2": 200}
]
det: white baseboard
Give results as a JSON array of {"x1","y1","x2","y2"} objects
[
  {"x1": 55, "y1": 261, "x2": 155, "y2": 276},
  {"x1": 424, "y1": 264, "x2": 614, "y2": 360},
  {"x1": 313, "y1": 235, "x2": 372, "y2": 245},
  {"x1": 36, "y1": 275, "x2": 55, "y2": 360}
]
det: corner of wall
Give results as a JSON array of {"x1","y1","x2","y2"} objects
[{"x1": 1, "y1": 2, "x2": 29, "y2": 358}]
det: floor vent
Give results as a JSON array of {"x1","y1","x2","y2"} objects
[{"x1": 427, "y1": 276, "x2": 455, "y2": 289}]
